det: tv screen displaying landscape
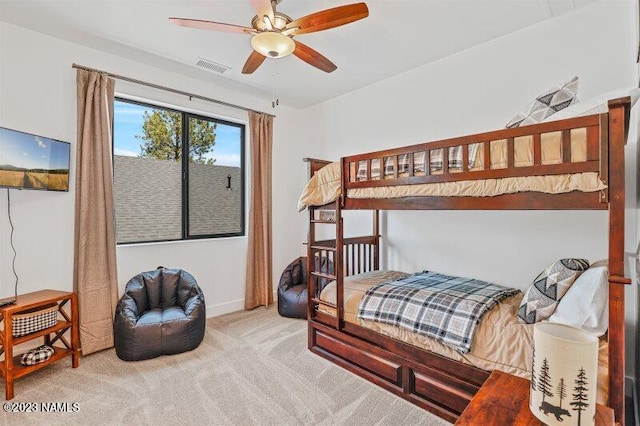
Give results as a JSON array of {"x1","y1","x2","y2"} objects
[{"x1": 0, "y1": 127, "x2": 70, "y2": 191}]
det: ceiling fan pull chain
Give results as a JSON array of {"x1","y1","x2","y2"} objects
[
  {"x1": 276, "y1": 63, "x2": 280, "y2": 106},
  {"x1": 272, "y1": 64, "x2": 280, "y2": 108},
  {"x1": 272, "y1": 75, "x2": 277, "y2": 108}
]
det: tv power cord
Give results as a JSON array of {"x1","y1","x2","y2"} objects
[{"x1": 0, "y1": 189, "x2": 18, "y2": 307}]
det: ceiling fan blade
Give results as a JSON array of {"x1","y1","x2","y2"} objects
[
  {"x1": 249, "y1": 0, "x2": 275, "y2": 25},
  {"x1": 169, "y1": 17, "x2": 254, "y2": 34},
  {"x1": 242, "y1": 50, "x2": 267, "y2": 74},
  {"x1": 293, "y1": 41, "x2": 337, "y2": 73},
  {"x1": 286, "y1": 3, "x2": 369, "y2": 36}
]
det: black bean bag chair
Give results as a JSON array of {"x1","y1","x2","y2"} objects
[
  {"x1": 278, "y1": 256, "x2": 333, "y2": 319},
  {"x1": 114, "y1": 267, "x2": 206, "y2": 361}
]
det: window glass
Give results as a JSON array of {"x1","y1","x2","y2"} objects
[
  {"x1": 188, "y1": 116, "x2": 243, "y2": 237},
  {"x1": 113, "y1": 99, "x2": 244, "y2": 244}
]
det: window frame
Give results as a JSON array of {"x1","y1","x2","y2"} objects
[{"x1": 113, "y1": 97, "x2": 246, "y2": 245}]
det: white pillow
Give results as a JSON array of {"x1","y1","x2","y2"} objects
[
  {"x1": 542, "y1": 87, "x2": 640, "y2": 122},
  {"x1": 547, "y1": 266, "x2": 608, "y2": 337}
]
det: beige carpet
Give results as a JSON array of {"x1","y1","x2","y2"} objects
[{"x1": 3, "y1": 308, "x2": 450, "y2": 425}]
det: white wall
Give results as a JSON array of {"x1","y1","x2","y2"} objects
[
  {"x1": 305, "y1": 1, "x2": 639, "y2": 376},
  {"x1": 0, "y1": 21, "x2": 315, "y2": 316}
]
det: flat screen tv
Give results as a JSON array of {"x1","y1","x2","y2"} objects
[{"x1": 0, "y1": 127, "x2": 71, "y2": 192}]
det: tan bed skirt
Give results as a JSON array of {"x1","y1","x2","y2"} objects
[{"x1": 318, "y1": 270, "x2": 609, "y2": 405}]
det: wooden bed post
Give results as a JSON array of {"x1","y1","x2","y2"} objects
[
  {"x1": 307, "y1": 204, "x2": 315, "y2": 322},
  {"x1": 373, "y1": 210, "x2": 380, "y2": 270},
  {"x1": 304, "y1": 157, "x2": 335, "y2": 335},
  {"x1": 606, "y1": 97, "x2": 631, "y2": 425},
  {"x1": 336, "y1": 199, "x2": 344, "y2": 330}
]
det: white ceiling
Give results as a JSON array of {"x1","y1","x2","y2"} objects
[{"x1": 0, "y1": 0, "x2": 598, "y2": 108}]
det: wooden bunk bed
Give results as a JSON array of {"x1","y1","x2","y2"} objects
[{"x1": 303, "y1": 97, "x2": 632, "y2": 424}]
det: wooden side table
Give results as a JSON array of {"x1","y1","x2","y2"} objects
[
  {"x1": 456, "y1": 370, "x2": 614, "y2": 426},
  {"x1": 0, "y1": 290, "x2": 79, "y2": 400}
]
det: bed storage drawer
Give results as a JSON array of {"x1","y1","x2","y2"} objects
[
  {"x1": 309, "y1": 319, "x2": 491, "y2": 422},
  {"x1": 410, "y1": 366, "x2": 478, "y2": 415},
  {"x1": 314, "y1": 328, "x2": 403, "y2": 387}
]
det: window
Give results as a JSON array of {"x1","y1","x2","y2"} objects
[{"x1": 113, "y1": 98, "x2": 245, "y2": 244}]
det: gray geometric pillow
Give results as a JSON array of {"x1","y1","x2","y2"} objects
[
  {"x1": 518, "y1": 258, "x2": 589, "y2": 324},
  {"x1": 506, "y1": 76, "x2": 579, "y2": 128}
]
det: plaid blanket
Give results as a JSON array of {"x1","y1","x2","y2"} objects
[{"x1": 357, "y1": 271, "x2": 520, "y2": 353}]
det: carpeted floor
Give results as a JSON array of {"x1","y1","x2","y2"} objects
[{"x1": 3, "y1": 307, "x2": 450, "y2": 425}]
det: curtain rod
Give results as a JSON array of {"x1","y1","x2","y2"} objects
[{"x1": 72, "y1": 63, "x2": 275, "y2": 118}]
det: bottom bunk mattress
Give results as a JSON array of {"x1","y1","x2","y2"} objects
[{"x1": 317, "y1": 270, "x2": 609, "y2": 404}]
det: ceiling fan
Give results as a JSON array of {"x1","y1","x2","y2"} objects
[{"x1": 169, "y1": 0, "x2": 369, "y2": 74}]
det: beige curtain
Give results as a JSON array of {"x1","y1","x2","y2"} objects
[
  {"x1": 74, "y1": 69, "x2": 118, "y2": 355},
  {"x1": 245, "y1": 112, "x2": 274, "y2": 309}
]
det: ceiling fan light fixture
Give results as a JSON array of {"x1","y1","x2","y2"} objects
[{"x1": 251, "y1": 32, "x2": 295, "y2": 58}]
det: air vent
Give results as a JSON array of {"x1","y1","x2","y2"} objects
[{"x1": 195, "y1": 57, "x2": 230, "y2": 74}]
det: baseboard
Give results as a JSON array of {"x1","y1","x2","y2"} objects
[
  {"x1": 206, "y1": 290, "x2": 278, "y2": 318},
  {"x1": 206, "y1": 298, "x2": 245, "y2": 317}
]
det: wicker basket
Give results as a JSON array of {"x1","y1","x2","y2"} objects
[{"x1": 12, "y1": 304, "x2": 58, "y2": 337}]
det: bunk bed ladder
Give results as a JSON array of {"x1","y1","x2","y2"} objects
[{"x1": 307, "y1": 200, "x2": 343, "y2": 330}]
